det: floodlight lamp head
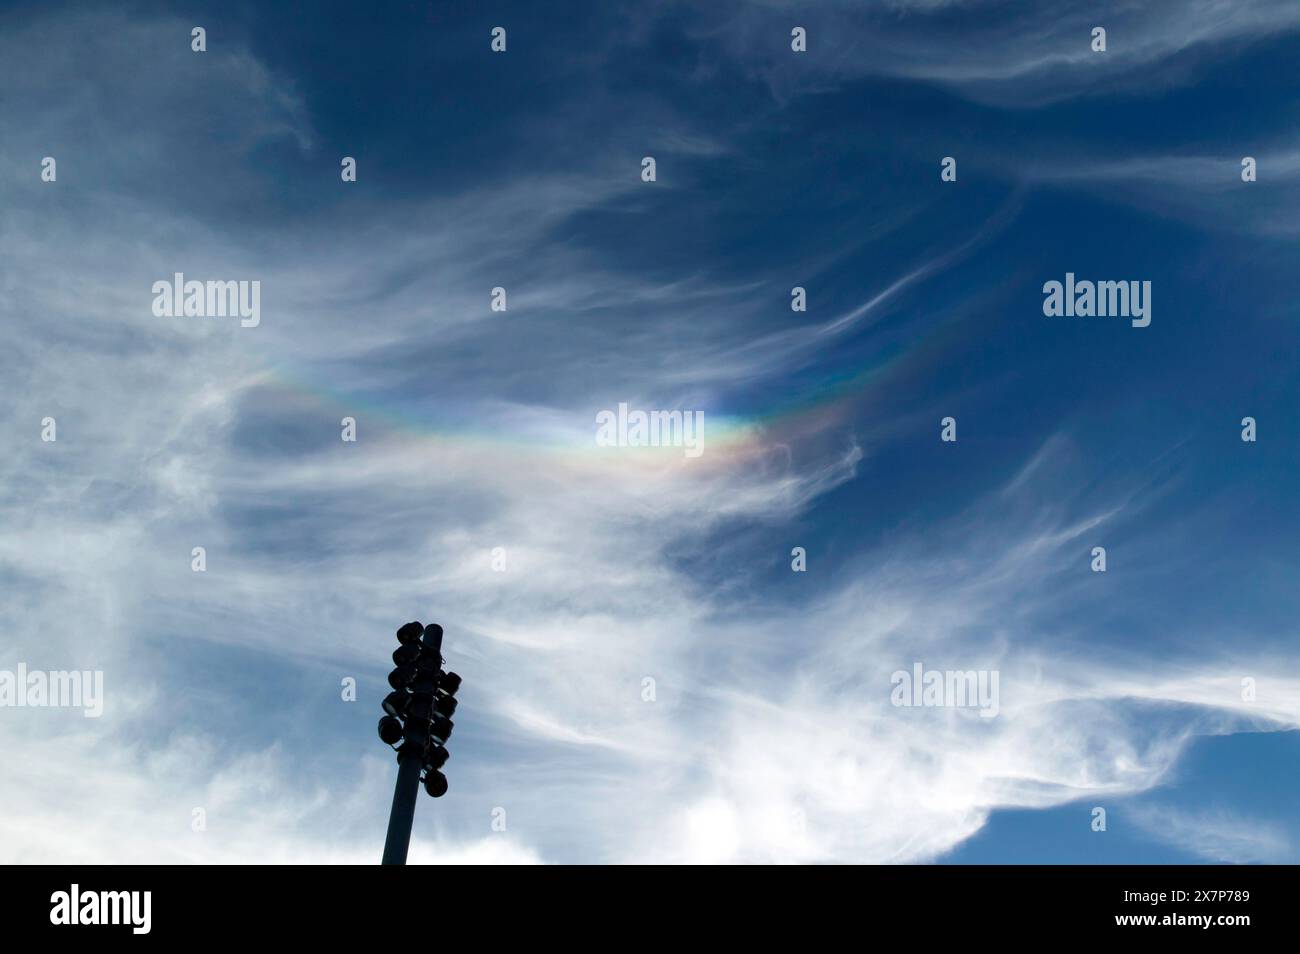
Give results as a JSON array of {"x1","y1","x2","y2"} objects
[
  {"x1": 396, "y1": 621, "x2": 424, "y2": 645},
  {"x1": 425, "y1": 743, "x2": 449, "y2": 770},
  {"x1": 377, "y1": 715, "x2": 403, "y2": 746},
  {"x1": 424, "y1": 770, "x2": 448, "y2": 798},
  {"x1": 430, "y1": 713, "x2": 454, "y2": 743},
  {"x1": 388, "y1": 664, "x2": 417, "y2": 690}
]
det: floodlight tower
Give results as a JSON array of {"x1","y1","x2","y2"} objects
[{"x1": 378, "y1": 621, "x2": 461, "y2": 865}]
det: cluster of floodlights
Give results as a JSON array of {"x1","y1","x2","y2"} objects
[{"x1": 378, "y1": 621, "x2": 462, "y2": 798}]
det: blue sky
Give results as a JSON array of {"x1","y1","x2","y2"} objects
[{"x1": 1, "y1": 0, "x2": 1298, "y2": 863}]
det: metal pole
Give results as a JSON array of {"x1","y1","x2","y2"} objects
[{"x1": 381, "y1": 747, "x2": 423, "y2": 865}]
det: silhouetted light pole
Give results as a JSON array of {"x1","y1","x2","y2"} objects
[{"x1": 379, "y1": 621, "x2": 461, "y2": 865}]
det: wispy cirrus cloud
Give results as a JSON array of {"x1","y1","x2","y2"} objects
[
  {"x1": 1127, "y1": 805, "x2": 1295, "y2": 864},
  {"x1": 2, "y1": 2, "x2": 1297, "y2": 866},
  {"x1": 688, "y1": 0, "x2": 1300, "y2": 108}
]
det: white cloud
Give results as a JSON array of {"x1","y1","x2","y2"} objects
[
  {"x1": 1, "y1": 4, "x2": 1296, "y2": 866},
  {"x1": 694, "y1": 0, "x2": 1300, "y2": 108},
  {"x1": 1127, "y1": 805, "x2": 1294, "y2": 864}
]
